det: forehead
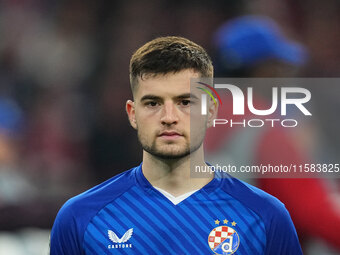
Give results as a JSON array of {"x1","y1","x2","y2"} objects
[{"x1": 134, "y1": 70, "x2": 200, "y2": 99}]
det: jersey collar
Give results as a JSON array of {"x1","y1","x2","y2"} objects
[{"x1": 134, "y1": 162, "x2": 224, "y2": 195}]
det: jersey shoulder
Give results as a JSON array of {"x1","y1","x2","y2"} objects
[
  {"x1": 50, "y1": 166, "x2": 138, "y2": 254},
  {"x1": 71, "y1": 167, "x2": 136, "y2": 208},
  {"x1": 219, "y1": 176, "x2": 302, "y2": 255},
  {"x1": 220, "y1": 176, "x2": 289, "y2": 226}
]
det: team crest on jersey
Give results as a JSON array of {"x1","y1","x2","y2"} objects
[
  {"x1": 208, "y1": 219, "x2": 240, "y2": 254},
  {"x1": 107, "y1": 228, "x2": 133, "y2": 249}
]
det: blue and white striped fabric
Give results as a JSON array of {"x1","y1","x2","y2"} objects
[{"x1": 50, "y1": 163, "x2": 302, "y2": 255}]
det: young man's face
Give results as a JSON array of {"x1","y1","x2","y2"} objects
[{"x1": 126, "y1": 69, "x2": 215, "y2": 159}]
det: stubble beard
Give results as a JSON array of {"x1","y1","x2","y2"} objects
[{"x1": 137, "y1": 131, "x2": 203, "y2": 160}]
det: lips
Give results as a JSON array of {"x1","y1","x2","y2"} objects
[
  {"x1": 160, "y1": 131, "x2": 181, "y2": 136},
  {"x1": 158, "y1": 131, "x2": 183, "y2": 139}
]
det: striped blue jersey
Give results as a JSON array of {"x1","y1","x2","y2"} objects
[{"x1": 50, "y1": 164, "x2": 302, "y2": 255}]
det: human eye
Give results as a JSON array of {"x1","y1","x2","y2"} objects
[
  {"x1": 180, "y1": 99, "x2": 191, "y2": 107},
  {"x1": 145, "y1": 101, "x2": 159, "y2": 107}
]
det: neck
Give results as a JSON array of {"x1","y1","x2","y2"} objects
[{"x1": 142, "y1": 146, "x2": 213, "y2": 196}]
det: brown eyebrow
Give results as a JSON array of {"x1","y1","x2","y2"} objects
[
  {"x1": 176, "y1": 93, "x2": 199, "y2": 100},
  {"x1": 140, "y1": 95, "x2": 161, "y2": 101},
  {"x1": 140, "y1": 93, "x2": 199, "y2": 102}
]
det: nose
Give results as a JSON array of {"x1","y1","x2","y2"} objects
[{"x1": 160, "y1": 101, "x2": 179, "y2": 125}]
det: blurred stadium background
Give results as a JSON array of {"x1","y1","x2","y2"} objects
[{"x1": 0, "y1": 0, "x2": 339, "y2": 254}]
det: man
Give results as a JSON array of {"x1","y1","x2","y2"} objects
[{"x1": 50, "y1": 36, "x2": 302, "y2": 255}]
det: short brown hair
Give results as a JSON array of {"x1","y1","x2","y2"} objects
[{"x1": 129, "y1": 36, "x2": 213, "y2": 90}]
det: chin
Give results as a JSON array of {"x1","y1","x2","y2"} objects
[
  {"x1": 153, "y1": 151, "x2": 191, "y2": 160},
  {"x1": 144, "y1": 145, "x2": 191, "y2": 160}
]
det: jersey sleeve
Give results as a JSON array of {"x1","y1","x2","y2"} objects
[
  {"x1": 264, "y1": 202, "x2": 303, "y2": 255},
  {"x1": 50, "y1": 200, "x2": 83, "y2": 255}
]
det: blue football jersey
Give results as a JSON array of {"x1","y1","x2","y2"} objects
[{"x1": 50, "y1": 164, "x2": 302, "y2": 255}]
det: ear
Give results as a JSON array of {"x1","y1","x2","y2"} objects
[
  {"x1": 206, "y1": 97, "x2": 218, "y2": 128},
  {"x1": 126, "y1": 100, "x2": 137, "y2": 129}
]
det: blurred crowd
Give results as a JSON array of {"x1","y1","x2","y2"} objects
[{"x1": 0, "y1": 0, "x2": 339, "y2": 254}]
